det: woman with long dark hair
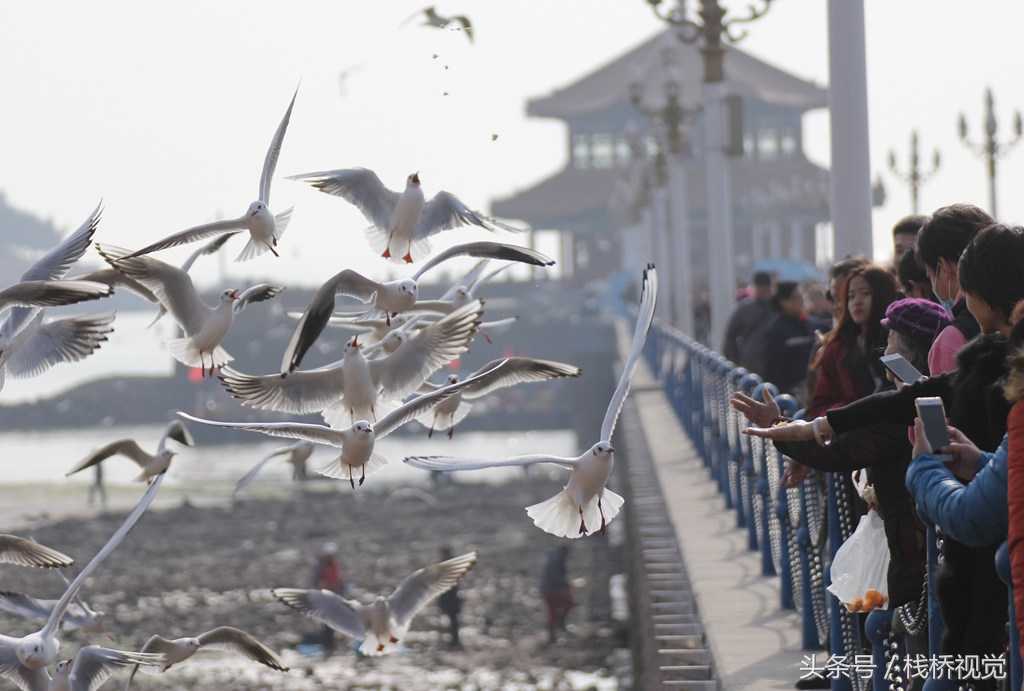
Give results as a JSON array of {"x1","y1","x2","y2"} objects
[{"x1": 807, "y1": 264, "x2": 899, "y2": 417}]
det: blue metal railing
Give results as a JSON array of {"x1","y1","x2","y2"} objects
[{"x1": 645, "y1": 320, "x2": 902, "y2": 691}]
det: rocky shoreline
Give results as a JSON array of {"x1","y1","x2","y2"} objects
[{"x1": 0, "y1": 477, "x2": 631, "y2": 689}]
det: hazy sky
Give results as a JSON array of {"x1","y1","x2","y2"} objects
[{"x1": 4, "y1": 1, "x2": 1024, "y2": 291}]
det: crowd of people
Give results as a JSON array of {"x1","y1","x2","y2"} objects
[{"x1": 723, "y1": 205, "x2": 1024, "y2": 690}]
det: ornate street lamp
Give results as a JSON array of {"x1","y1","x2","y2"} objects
[
  {"x1": 629, "y1": 47, "x2": 697, "y2": 335},
  {"x1": 888, "y1": 131, "x2": 940, "y2": 215},
  {"x1": 958, "y1": 88, "x2": 1022, "y2": 219},
  {"x1": 644, "y1": 0, "x2": 773, "y2": 350}
]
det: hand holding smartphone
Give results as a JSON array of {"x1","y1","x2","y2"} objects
[{"x1": 915, "y1": 396, "x2": 952, "y2": 461}]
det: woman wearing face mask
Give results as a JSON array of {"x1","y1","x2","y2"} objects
[{"x1": 915, "y1": 204, "x2": 995, "y2": 375}]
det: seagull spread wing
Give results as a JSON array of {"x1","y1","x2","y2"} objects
[
  {"x1": 66, "y1": 439, "x2": 151, "y2": 476},
  {"x1": 0, "y1": 536, "x2": 73, "y2": 569},
  {"x1": 272, "y1": 588, "x2": 366, "y2": 639},
  {"x1": 412, "y1": 192, "x2": 518, "y2": 242},
  {"x1": 370, "y1": 300, "x2": 482, "y2": 399},
  {"x1": 219, "y1": 365, "x2": 345, "y2": 414},
  {"x1": 281, "y1": 269, "x2": 381, "y2": 374},
  {"x1": 288, "y1": 168, "x2": 400, "y2": 230},
  {"x1": 600, "y1": 264, "x2": 657, "y2": 443},
  {"x1": 234, "y1": 284, "x2": 285, "y2": 313},
  {"x1": 1, "y1": 203, "x2": 102, "y2": 349},
  {"x1": 373, "y1": 359, "x2": 507, "y2": 438},
  {"x1": 0, "y1": 280, "x2": 112, "y2": 312},
  {"x1": 41, "y1": 474, "x2": 165, "y2": 641},
  {"x1": 410, "y1": 241, "x2": 553, "y2": 282},
  {"x1": 388, "y1": 551, "x2": 478, "y2": 628},
  {"x1": 113, "y1": 217, "x2": 250, "y2": 262},
  {"x1": 159, "y1": 419, "x2": 195, "y2": 453},
  {"x1": 179, "y1": 232, "x2": 243, "y2": 274},
  {"x1": 2, "y1": 312, "x2": 115, "y2": 380},
  {"x1": 196, "y1": 627, "x2": 288, "y2": 671},
  {"x1": 70, "y1": 645, "x2": 163, "y2": 691},
  {"x1": 97, "y1": 245, "x2": 210, "y2": 335},
  {"x1": 461, "y1": 357, "x2": 581, "y2": 400},
  {"x1": 260, "y1": 86, "x2": 299, "y2": 207},
  {"x1": 403, "y1": 453, "x2": 576, "y2": 472},
  {"x1": 176, "y1": 412, "x2": 349, "y2": 448}
]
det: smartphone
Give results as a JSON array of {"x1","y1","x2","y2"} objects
[
  {"x1": 881, "y1": 353, "x2": 923, "y2": 384},
  {"x1": 915, "y1": 396, "x2": 952, "y2": 461}
]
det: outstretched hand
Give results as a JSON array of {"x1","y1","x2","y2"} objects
[
  {"x1": 743, "y1": 418, "x2": 816, "y2": 442},
  {"x1": 730, "y1": 387, "x2": 780, "y2": 428}
]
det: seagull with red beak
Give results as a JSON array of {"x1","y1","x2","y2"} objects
[{"x1": 97, "y1": 244, "x2": 283, "y2": 377}]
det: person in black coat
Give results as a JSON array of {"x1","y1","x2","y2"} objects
[{"x1": 761, "y1": 281, "x2": 818, "y2": 396}]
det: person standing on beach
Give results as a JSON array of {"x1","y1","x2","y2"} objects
[
  {"x1": 437, "y1": 546, "x2": 464, "y2": 649},
  {"x1": 88, "y1": 463, "x2": 107, "y2": 509},
  {"x1": 312, "y1": 542, "x2": 344, "y2": 654},
  {"x1": 540, "y1": 545, "x2": 573, "y2": 643}
]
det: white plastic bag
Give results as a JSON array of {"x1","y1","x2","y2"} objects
[{"x1": 827, "y1": 509, "x2": 890, "y2": 612}]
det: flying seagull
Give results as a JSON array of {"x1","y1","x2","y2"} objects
[
  {"x1": 273, "y1": 550, "x2": 477, "y2": 655},
  {"x1": 113, "y1": 87, "x2": 298, "y2": 262},
  {"x1": 181, "y1": 360, "x2": 507, "y2": 488},
  {"x1": 0, "y1": 475, "x2": 165, "y2": 688},
  {"x1": 65, "y1": 420, "x2": 194, "y2": 483},
  {"x1": 405, "y1": 264, "x2": 657, "y2": 538},
  {"x1": 280, "y1": 240, "x2": 552, "y2": 374},
  {"x1": 287, "y1": 168, "x2": 520, "y2": 263}
]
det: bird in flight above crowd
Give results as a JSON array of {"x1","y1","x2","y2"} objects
[{"x1": 405, "y1": 264, "x2": 657, "y2": 538}]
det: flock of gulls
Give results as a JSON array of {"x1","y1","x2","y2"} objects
[{"x1": 0, "y1": 80, "x2": 658, "y2": 688}]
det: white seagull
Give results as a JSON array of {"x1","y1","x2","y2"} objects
[
  {"x1": 181, "y1": 359, "x2": 507, "y2": 488},
  {"x1": 415, "y1": 356, "x2": 582, "y2": 439},
  {"x1": 221, "y1": 300, "x2": 483, "y2": 428},
  {"x1": 65, "y1": 420, "x2": 195, "y2": 483},
  {"x1": 287, "y1": 167, "x2": 521, "y2": 263},
  {"x1": 405, "y1": 264, "x2": 657, "y2": 538},
  {"x1": 0, "y1": 204, "x2": 114, "y2": 389},
  {"x1": 233, "y1": 441, "x2": 315, "y2": 497},
  {"x1": 47, "y1": 645, "x2": 163, "y2": 691},
  {"x1": 273, "y1": 550, "x2": 477, "y2": 655},
  {"x1": 401, "y1": 6, "x2": 474, "y2": 43},
  {"x1": 0, "y1": 537, "x2": 73, "y2": 570},
  {"x1": 97, "y1": 244, "x2": 283, "y2": 375},
  {"x1": 123, "y1": 626, "x2": 287, "y2": 688},
  {"x1": 0, "y1": 475, "x2": 165, "y2": 689},
  {"x1": 280, "y1": 240, "x2": 552, "y2": 374},
  {"x1": 114, "y1": 88, "x2": 298, "y2": 262},
  {"x1": 0, "y1": 592, "x2": 106, "y2": 639}
]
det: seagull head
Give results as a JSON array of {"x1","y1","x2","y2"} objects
[
  {"x1": 54, "y1": 659, "x2": 71, "y2": 677},
  {"x1": 446, "y1": 374, "x2": 459, "y2": 385},
  {"x1": 17, "y1": 632, "x2": 55, "y2": 669},
  {"x1": 353, "y1": 420, "x2": 374, "y2": 436},
  {"x1": 248, "y1": 200, "x2": 267, "y2": 216},
  {"x1": 409, "y1": 172, "x2": 421, "y2": 186},
  {"x1": 591, "y1": 441, "x2": 615, "y2": 456},
  {"x1": 220, "y1": 289, "x2": 240, "y2": 303},
  {"x1": 397, "y1": 279, "x2": 418, "y2": 297}
]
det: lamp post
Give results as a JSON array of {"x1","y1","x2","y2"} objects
[
  {"x1": 888, "y1": 131, "x2": 940, "y2": 215},
  {"x1": 645, "y1": 0, "x2": 772, "y2": 351},
  {"x1": 958, "y1": 87, "x2": 1022, "y2": 219},
  {"x1": 629, "y1": 48, "x2": 696, "y2": 336}
]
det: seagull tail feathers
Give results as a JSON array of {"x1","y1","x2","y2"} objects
[
  {"x1": 165, "y1": 338, "x2": 233, "y2": 369},
  {"x1": 526, "y1": 487, "x2": 625, "y2": 538}
]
